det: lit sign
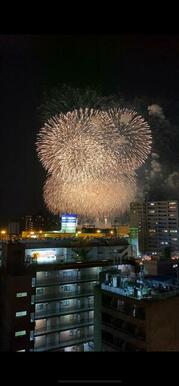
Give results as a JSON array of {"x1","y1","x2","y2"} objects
[{"x1": 25, "y1": 248, "x2": 57, "y2": 263}]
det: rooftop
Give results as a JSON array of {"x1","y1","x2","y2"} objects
[{"x1": 100, "y1": 270, "x2": 179, "y2": 302}]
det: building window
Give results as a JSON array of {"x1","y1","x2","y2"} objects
[
  {"x1": 31, "y1": 295, "x2": 35, "y2": 305},
  {"x1": 30, "y1": 331, "x2": 34, "y2": 341},
  {"x1": 64, "y1": 285, "x2": 71, "y2": 292},
  {"x1": 16, "y1": 292, "x2": 27, "y2": 298},
  {"x1": 36, "y1": 304, "x2": 44, "y2": 310},
  {"x1": 31, "y1": 313, "x2": 35, "y2": 322},
  {"x1": 62, "y1": 300, "x2": 69, "y2": 306},
  {"x1": 16, "y1": 350, "x2": 25, "y2": 352},
  {"x1": 15, "y1": 330, "x2": 26, "y2": 337},
  {"x1": 32, "y1": 277, "x2": 36, "y2": 287},
  {"x1": 36, "y1": 288, "x2": 44, "y2": 295},
  {"x1": 16, "y1": 311, "x2": 27, "y2": 318}
]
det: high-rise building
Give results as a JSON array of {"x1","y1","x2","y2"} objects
[
  {"x1": 130, "y1": 201, "x2": 179, "y2": 255},
  {"x1": 20, "y1": 215, "x2": 46, "y2": 232},
  {"x1": 94, "y1": 269, "x2": 179, "y2": 351},
  {"x1": 8, "y1": 222, "x2": 20, "y2": 237},
  {"x1": 0, "y1": 238, "x2": 131, "y2": 352}
]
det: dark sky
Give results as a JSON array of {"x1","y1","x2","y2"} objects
[{"x1": 1, "y1": 34, "x2": 179, "y2": 223}]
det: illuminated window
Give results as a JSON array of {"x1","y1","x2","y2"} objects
[
  {"x1": 31, "y1": 295, "x2": 35, "y2": 305},
  {"x1": 16, "y1": 311, "x2": 27, "y2": 317},
  {"x1": 32, "y1": 278, "x2": 36, "y2": 287},
  {"x1": 31, "y1": 313, "x2": 35, "y2": 322},
  {"x1": 172, "y1": 238, "x2": 178, "y2": 241},
  {"x1": 63, "y1": 300, "x2": 70, "y2": 306},
  {"x1": 30, "y1": 331, "x2": 34, "y2": 341},
  {"x1": 16, "y1": 292, "x2": 27, "y2": 298},
  {"x1": 36, "y1": 288, "x2": 44, "y2": 295},
  {"x1": 170, "y1": 230, "x2": 177, "y2": 233},
  {"x1": 64, "y1": 285, "x2": 71, "y2": 292},
  {"x1": 36, "y1": 303, "x2": 44, "y2": 310},
  {"x1": 15, "y1": 330, "x2": 26, "y2": 337},
  {"x1": 16, "y1": 350, "x2": 25, "y2": 352}
]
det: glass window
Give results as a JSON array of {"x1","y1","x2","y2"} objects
[
  {"x1": 64, "y1": 285, "x2": 71, "y2": 292},
  {"x1": 63, "y1": 300, "x2": 69, "y2": 306},
  {"x1": 32, "y1": 277, "x2": 36, "y2": 287},
  {"x1": 30, "y1": 331, "x2": 34, "y2": 341},
  {"x1": 37, "y1": 303, "x2": 44, "y2": 310},
  {"x1": 16, "y1": 292, "x2": 27, "y2": 298},
  {"x1": 15, "y1": 330, "x2": 26, "y2": 337},
  {"x1": 31, "y1": 295, "x2": 35, "y2": 305},
  {"x1": 16, "y1": 311, "x2": 27, "y2": 317},
  {"x1": 31, "y1": 313, "x2": 35, "y2": 322},
  {"x1": 36, "y1": 288, "x2": 44, "y2": 295}
]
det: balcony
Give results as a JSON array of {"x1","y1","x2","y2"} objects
[
  {"x1": 35, "y1": 290, "x2": 94, "y2": 303},
  {"x1": 35, "y1": 319, "x2": 94, "y2": 336},
  {"x1": 36, "y1": 275, "x2": 99, "y2": 287},
  {"x1": 33, "y1": 334, "x2": 94, "y2": 351},
  {"x1": 35, "y1": 304, "x2": 94, "y2": 319}
]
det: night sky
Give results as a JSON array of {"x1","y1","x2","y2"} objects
[{"x1": 1, "y1": 34, "x2": 179, "y2": 225}]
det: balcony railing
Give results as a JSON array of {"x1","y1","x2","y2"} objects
[
  {"x1": 35, "y1": 319, "x2": 94, "y2": 336},
  {"x1": 35, "y1": 304, "x2": 94, "y2": 319},
  {"x1": 36, "y1": 275, "x2": 99, "y2": 287},
  {"x1": 35, "y1": 290, "x2": 94, "y2": 303},
  {"x1": 33, "y1": 334, "x2": 94, "y2": 351}
]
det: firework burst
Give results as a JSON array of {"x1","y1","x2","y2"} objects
[
  {"x1": 36, "y1": 106, "x2": 151, "y2": 218},
  {"x1": 43, "y1": 174, "x2": 137, "y2": 218},
  {"x1": 37, "y1": 108, "x2": 125, "y2": 183},
  {"x1": 106, "y1": 108, "x2": 152, "y2": 171}
]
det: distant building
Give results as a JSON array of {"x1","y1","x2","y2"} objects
[
  {"x1": 94, "y1": 270, "x2": 179, "y2": 351},
  {"x1": 20, "y1": 215, "x2": 46, "y2": 232},
  {"x1": 8, "y1": 222, "x2": 20, "y2": 237},
  {"x1": 130, "y1": 200, "x2": 179, "y2": 255}
]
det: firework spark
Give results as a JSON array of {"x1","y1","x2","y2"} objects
[
  {"x1": 38, "y1": 85, "x2": 104, "y2": 122},
  {"x1": 107, "y1": 108, "x2": 152, "y2": 171},
  {"x1": 43, "y1": 174, "x2": 137, "y2": 218}
]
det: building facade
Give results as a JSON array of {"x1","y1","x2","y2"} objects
[
  {"x1": 0, "y1": 239, "x2": 131, "y2": 352},
  {"x1": 130, "y1": 200, "x2": 179, "y2": 255},
  {"x1": 94, "y1": 270, "x2": 179, "y2": 351},
  {"x1": 20, "y1": 215, "x2": 46, "y2": 232}
]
